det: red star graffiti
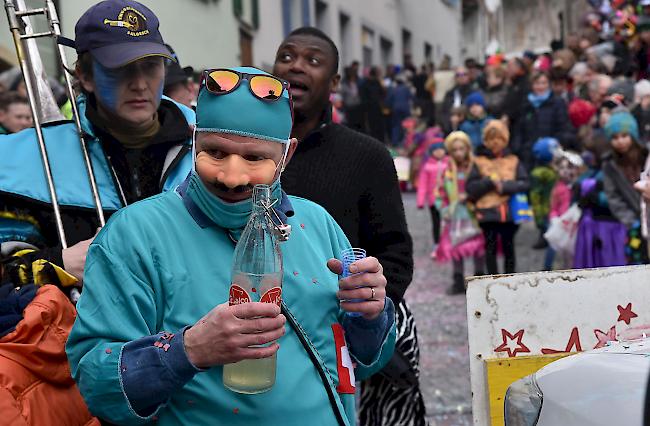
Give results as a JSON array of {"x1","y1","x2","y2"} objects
[
  {"x1": 617, "y1": 303, "x2": 638, "y2": 325},
  {"x1": 494, "y1": 329, "x2": 531, "y2": 358},
  {"x1": 593, "y1": 325, "x2": 617, "y2": 349},
  {"x1": 541, "y1": 327, "x2": 583, "y2": 354}
]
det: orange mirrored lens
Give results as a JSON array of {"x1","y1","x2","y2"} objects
[
  {"x1": 206, "y1": 70, "x2": 240, "y2": 94},
  {"x1": 250, "y1": 76, "x2": 284, "y2": 100}
]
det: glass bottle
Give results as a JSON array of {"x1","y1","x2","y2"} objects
[{"x1": 223, "y1": 184, "x2": 283, "y2": 394}]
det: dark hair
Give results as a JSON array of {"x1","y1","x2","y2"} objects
[
  {"x1": 531, "y1": 70, "x2": 550, "y2": 83},
  {"x1": 75, "y1": 52, "x2": 94, "y2": 79},
  {"x1": 464, "y1": 58, "x2": 478, "y2": 69},
  {"x1": 513, "y1": 57, "x2": 527, "y2": 73},
  {"x1": 0, "y1": 91, "x2": 28, "y2": 111},
  {"x1": 549, "y1": 68, "x2": 568, "y2": 83},
  {"x1": 287, "y1": 26, "x2": 339, "y2": 74},
  {"x1": 74, "y1": 52, "x2": 94, "y2": 94}
]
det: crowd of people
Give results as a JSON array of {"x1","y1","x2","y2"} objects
[
  {"x1": 4, "y1": 0, "x2": 650, "y2": 425},
  {"x1": 331, "y1": 0, "x2": 650, "y2": 294}
]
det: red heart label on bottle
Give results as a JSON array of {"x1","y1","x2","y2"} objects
[
  {"x1": 229, "y1": 284, "x2": 251, "y2": 305},
  {"x1": 260, "y1": 287, "x2": 282, "y2": 307}
]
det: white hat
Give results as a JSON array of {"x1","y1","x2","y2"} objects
[{"x1": 635, "y1": 79, "x2": 650, "y2": 104}]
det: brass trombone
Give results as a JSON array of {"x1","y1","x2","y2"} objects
[{"x1": 4, "y1": 0, "x2": 106, "y2": 250}]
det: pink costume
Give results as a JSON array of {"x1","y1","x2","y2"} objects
[
  {"x1": 435, "y1": 168, "x2": 485, "y2": 262},
  {"x1": 549, "y1": 180, "x2": 572, "y2": 219},
  {"x1": 416, "y1": 156, "x2": 449, "y2": 208}
]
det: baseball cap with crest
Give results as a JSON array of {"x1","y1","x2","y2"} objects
[{"x1": 69, "y1": 0, "x2": 173, "y2": 68}]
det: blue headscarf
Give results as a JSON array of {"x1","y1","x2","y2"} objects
[{"x1": 195, "y1": 67, "x2": 292, "y2": 144}]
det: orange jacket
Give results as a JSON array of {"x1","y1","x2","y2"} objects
[{"x1": 0, "y1": 285, "x2": 99, "y2": 426}]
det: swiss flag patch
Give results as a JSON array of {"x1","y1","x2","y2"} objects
[{"x1": 331, "y1": 324, "x2": 355, "y2": 394}]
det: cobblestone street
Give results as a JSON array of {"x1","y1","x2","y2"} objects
[{"x1": 402, "y1": 193, "x2": 540, "y2": 425}]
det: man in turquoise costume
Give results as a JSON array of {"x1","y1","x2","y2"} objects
[{"x1": 66, "y1": 66, "x2": 396, "y2": 425}]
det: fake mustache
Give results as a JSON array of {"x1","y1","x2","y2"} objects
[{"x1": 212, "y1": 181, "x2": 254, "y2": 194}]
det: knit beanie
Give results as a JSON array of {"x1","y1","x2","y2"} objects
[
  {"x1": 604, "y1": 111, "x2": 640, "y2": 143},
  {"x1": 568, "y1": 99, "x2": 597, "y2": 128},
  {"x1": 444, "y1": 131, "x2": 472, "y2": 152},
  {"x1": 427, "y1": 139, "x2": 446, "y2": 156},
  {"x1": 464, "y1": 91, "x2": 486, "y2": 108},
  {"x1": 532, "y1": 137, "x2": 560, "y2": 163},
  {"x1": 482, "y1": 119, "x2": 509, "y2": 143}
]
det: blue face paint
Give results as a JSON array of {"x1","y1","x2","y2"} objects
[
  {"x1": 91, "y1": 58, "x2": 165, "y2": 115},
  {"x1": 92, "y1": 60, "x2": 121, "y2": 112},
  {"x1": 155, "y1": 77, "x2": 164, "y2": 103}
]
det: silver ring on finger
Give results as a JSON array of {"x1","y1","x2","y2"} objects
[{"x1": 370, "y1": 287, "x2": 376, "y2": 300}]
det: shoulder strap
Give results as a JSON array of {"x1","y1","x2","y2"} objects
[
  {"x1": 281, "y1": 302, "x2": 347, "y2": 426},
  {"x1": 160, "y1": 144, "x2": 185, "y2": 187}
]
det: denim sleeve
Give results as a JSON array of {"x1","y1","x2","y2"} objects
[
  {"x1": 342, "y1": 297, "x2": 395, "y2": 365},
  {"x1": 120, "y1": 326, "x2": 205, "y2": 416}
]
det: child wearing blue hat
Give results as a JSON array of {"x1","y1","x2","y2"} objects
[
  {"x1": 529, "y1": 137, "x2": 560, "y2": 252},
  {"x1": 459, "y1": 91, "x2": 493, "y2": 149}
]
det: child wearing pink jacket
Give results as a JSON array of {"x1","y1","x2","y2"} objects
[
  {"x1": 546, "y1": 149, "x2": 584, "y2": 269},
  {"x1": 417, "y1": 141, "x2": 449, "y2": 257}
]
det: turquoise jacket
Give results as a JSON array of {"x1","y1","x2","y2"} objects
[
  {"x1": 0, "y1": 95, "x2": 194, "y2": 211},
  {"x1": 66, "y1": 185, "x2": 396, "y2": 425}
]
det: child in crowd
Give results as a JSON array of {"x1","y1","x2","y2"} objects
[
  {"x1": 409, "y1": 124, "x2": 444, "y2": 191},
  {"x1": 417, "y1": 140, "x2": 449, "y2": 258},
  {"x1": 573, "y1": 136, "x2": 627, "y2": 269},
  {"x1": 466, "y1": 120, "x2": 530, "y2": 274},
  {"x1": 602, "y1": 111, "x2": 649, "y2": 264},
  {"x1": 545, "y1": 149, "x2": 584, "y2": 269},
  {"x1": 435, "y1": 131, "x2": 485, "y2": 294},
  {"x1": 529, "y1": 138, "x2": 560, "y2": 250},
  {"x1": 460, "y1": 91, "x2": 492, "y2": 149},
  {"x1": 448, "y1": 105, "x2": 467, "y2": 134}
]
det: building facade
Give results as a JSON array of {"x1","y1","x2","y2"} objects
[
  {"x1": 462, "y1": 0, "x2": 589, "y2": 59},
  {"x1": 255, "y1": 0, "x2": 463, "y2": 73},
  {"x1": 0, "y1": 0, "x2": 462, "y2": 80}
]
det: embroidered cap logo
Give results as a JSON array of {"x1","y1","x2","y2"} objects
[{"x1": 103, "y1": 7, "x2": 150, "y2": 37}]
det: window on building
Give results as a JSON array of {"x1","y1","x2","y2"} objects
[
  {"x1": 315, "y1": 0, "x2": 329, "y2": 33},
  {"x1": 424, "y1": 42, "x2": 433, "y2": 65},
  {"x1": 233, "y1": 0, "x2": 259, "y2": 29},
  {"x1": 362, "y1": 26, "x2": 374, "y2": 70},
  {"x1": 380, "y1": 37, "x2": 393, "y2": 69},
  {"x1": 402, "y1": 28, "x2": 412, "y2": 66},
  {"x1": 239, "y1": 28, "x2": 253, "y2": 66},
  {"x1": 339, "y1": 12, "x2": 350, "y2": 68}
]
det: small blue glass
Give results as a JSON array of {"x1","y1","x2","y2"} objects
[{"x1": 340, "y1": 248, "x2": 367, "y2": 317}]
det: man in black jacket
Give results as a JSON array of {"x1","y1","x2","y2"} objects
[
  {"x1": 274, "y1": 27, "x2": 426, "y2": 426},
  {"x1": 441, "y1": 66, "x2": 473, "y2": 133},
  {"x1": 503, "y1": 57, "x2": 530, "y2": 129},
  {"x1": 0, "y1": 0, "x2": 192, "y2": 286}
]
